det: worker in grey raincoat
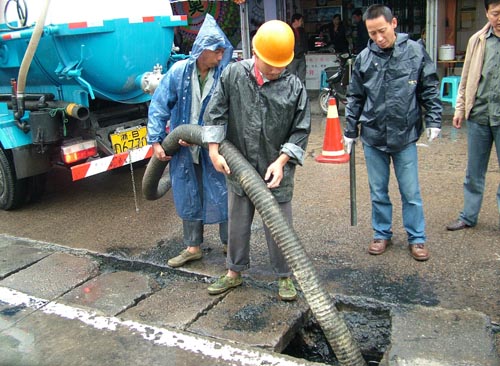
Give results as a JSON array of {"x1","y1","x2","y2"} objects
[
  {"x1": 147, "y1": 14, "x2": 233, "y2": 268},
  {"x1": 202, "y1": 20, "x2": 311, "y2": 301}
]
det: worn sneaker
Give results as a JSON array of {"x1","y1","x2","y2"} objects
[
  {"x1": 207, "y1": 274, "x2": 242, "y2": 295},
  {"x1": 278, "y1": 277, "x2": 297, "y2": 301},
  {"x1": 167, "y1": 249, "x2": 202, "y2": 268}
]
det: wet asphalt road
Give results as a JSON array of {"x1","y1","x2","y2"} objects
[{"x1": 0, "y1": 102, "x2": 499, "y2": 353}]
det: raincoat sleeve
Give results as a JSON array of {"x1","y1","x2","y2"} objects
[
  {"x1": 344, "y1": 55, "x2": 365, "y2": 139},
  {"x1": 147, "y1": 67, "x2": 178, "y2": 144},
  {"x1": 202, "y1": 68, "x2": 230, "y2": 144},
  {"x1": 280, "y1": 85, "x2": 310, "y2": 166},
  {"x1": 416, "y1": 47, "x2": 442, "y2": 129}
]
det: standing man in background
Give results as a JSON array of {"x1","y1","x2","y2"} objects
[
  {"x1": 287, "y1": 13, "x2": 308, "y2": 85},
  {"x1": 446, "y1": 0, "x2": 500, "y2": 231},
  {"x1": 343, "y1": 4, "x2": 442, "y2": 261},
  {"x1": 147, "y1": 15, "x2": 233, "y2": 268},
  {"x1": 352, "y1": 8, "x2": 369, "y2": 54}
]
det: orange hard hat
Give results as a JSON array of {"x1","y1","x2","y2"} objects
[{"x1": 252, "y1": 20, "x2": 295, "y2": 67}]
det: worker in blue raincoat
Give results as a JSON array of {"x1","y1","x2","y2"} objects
[{"x1": 147, "y1": 14, "x2": 233, "y2": 268}]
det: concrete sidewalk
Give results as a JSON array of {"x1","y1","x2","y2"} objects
[
  {"x1": 0, "y1": 239, "x2": 317, "y2": 366},
  {"x1": 0, "y1": 235, "x2": 498, "y2": 366}
]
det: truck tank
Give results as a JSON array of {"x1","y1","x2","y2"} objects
[
  {"x1": 0, "y1": 0, "x2": 187, "y2": 209},
  {"x1": 0, "y1": 0, "x2": 185, "y2": 103}
]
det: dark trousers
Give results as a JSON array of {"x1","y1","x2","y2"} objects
[
  {"x1": 226, "y1": 190, "x2": 291, "y2": 277},
  {"x1": 182, "y1": 162, "x2": 228, "y2": 247}
]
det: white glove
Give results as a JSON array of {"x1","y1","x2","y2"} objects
[
  {"x1": 426, "y1": 128, "x2": 441, "y2": 142},
  {"x1": 343, "y1": 136, "x2": 357, "y2": 154}
]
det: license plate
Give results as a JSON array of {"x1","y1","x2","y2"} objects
[{"x1": 111, "y1": 126, "x2": 148, "y2": 154}]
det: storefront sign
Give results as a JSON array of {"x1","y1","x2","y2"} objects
[{"x1": 305, "y1": 53, "x2": 339, "y2": 90}]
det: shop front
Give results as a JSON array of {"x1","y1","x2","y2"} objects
[
  {"x1": 169, "y1": 0, "x2": 485, "y2": 89},
  {"x1": 431, "y1": 0, "x2": 489, "y2": 79},
  {"x1": 291, "y1": 0, "x2": 487, "y2": 88}
]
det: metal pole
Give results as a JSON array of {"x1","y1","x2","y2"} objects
[
  {"x1": 239, "y1": 2, "x2": 251, "y2": 59},
  {"x1": 349, "y1": 144, "x2": 357, "y2": 226}
]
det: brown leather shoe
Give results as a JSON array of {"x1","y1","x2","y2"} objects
[
  {"x1": 446, "y1": 219, "x2": 471, "y2": 231},
  {"x1": 410, "y1": 244, "x2": 429, "y2": 261},
  {"x1": 368, "y1": 239, "x2": 391, "y2": 255}
]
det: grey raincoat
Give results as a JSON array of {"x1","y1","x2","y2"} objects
[
  {"x1": 202, "y1": 58, "x2": 311, "y2": 203},
  {"x1": 147, "y1": 15, "x2": 233, "y2": 223},
  {"x1": 344, "y1": 33, "x2": 442, "y2": 153}
]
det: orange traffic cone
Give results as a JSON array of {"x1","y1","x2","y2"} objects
[{"x1": 315, "y1": 97, "x2": 350, "y2": 164}]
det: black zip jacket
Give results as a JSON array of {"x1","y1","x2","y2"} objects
[{"x1": 344, "y1": 33, "x2": 442, "y2": 152}]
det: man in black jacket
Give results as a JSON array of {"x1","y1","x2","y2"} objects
[
  {"x1": 352, "y1": 8, "x2": 369, "y2": 54},
  {"x1": 343, "y1": 4, "x2": 442, "y2": 261}
]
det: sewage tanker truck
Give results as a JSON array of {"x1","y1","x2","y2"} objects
[{"x1": 0, "y1": 0, "x2": 186, "y2": 209}]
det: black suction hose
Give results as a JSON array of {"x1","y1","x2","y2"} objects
[{"x1": 142, "y1": 124, "x2": 366, "y2": 366}]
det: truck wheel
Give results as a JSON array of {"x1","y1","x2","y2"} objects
[
  {"x1": 0, "y1": 148, "x2": 27, "y2": 210},
  {"x1": 27, "y1": 173, "x2": 47, "y2": 203}
]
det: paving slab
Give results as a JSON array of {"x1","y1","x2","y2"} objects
[
  {"x1": 381, "y1": 305, "x2": 500, "y2": 366},
  {"x1": 187, "y1": 284, "x2": 309, "y2": 353},
  {"x1": 0, "y1": 286, "x2": 320, "y2": 366},
  {"x1": 0, "y1": 252, "x2": 99, "y2": 299},
  {"x1": 121, "y1": 280, "x2": 221, "y2": 330},
  {"x1": 0, "y1": 244, "x2": 51, "y2": 280},
  {"x1": 0, "y1": 303, "x2": 229, "y2": 366},
  {"x1": 60, "y1": 271, "x2": 155, "y2": 316}
]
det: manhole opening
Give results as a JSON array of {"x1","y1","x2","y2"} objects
[
  {"x1": 283, "y1": 302, "x2": 391, "y2": 365},
  {"x1": 88, "y1": 250, "x2": 395, "y2": 364}
]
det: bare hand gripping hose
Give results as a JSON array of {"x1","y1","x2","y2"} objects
[{"x1": 142, "y1": 124, "x2": 366, "y2": 366}]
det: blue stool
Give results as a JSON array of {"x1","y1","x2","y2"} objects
[{"x1": 440, "y1": 76, "x2": 461, "y2": 107}]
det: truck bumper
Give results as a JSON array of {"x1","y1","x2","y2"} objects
[{"x1": 70, "y1": 145, "x2": 153, "y2": 181}]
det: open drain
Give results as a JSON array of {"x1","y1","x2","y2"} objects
[
  {"x1": 283, "y1": 299, "x2": 391, "y2": 365},
  {"x1": 95, "y1": 250, "x2": 395, "y2": 365}
]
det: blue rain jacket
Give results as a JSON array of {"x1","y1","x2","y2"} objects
[{"x1": 147, "y1": 15, "x2": 233, "y2": 223}]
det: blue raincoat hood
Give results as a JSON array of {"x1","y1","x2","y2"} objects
[{"x1": 190, "y1": 14, "x2": 233, "y2": 67}]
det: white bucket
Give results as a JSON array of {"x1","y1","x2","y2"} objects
[{"x1": 439, "y1": 44, "x2": 455, "y2": 61}]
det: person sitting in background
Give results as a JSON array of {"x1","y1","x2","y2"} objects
[{"x1": 321, "y1": 14, "x2": 349, "y2": 53}]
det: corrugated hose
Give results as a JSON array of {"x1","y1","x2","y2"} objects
[{"x1": 142, "y1": 124, "x2": 366, "y2": 366}]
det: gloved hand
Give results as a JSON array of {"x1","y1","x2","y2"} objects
[
  {"x1": 343, "y1": 136, "x2": 357, "y2": 154},
  {"x1": 426, "y1": 128, "x2": 441, "y2": 142}
]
